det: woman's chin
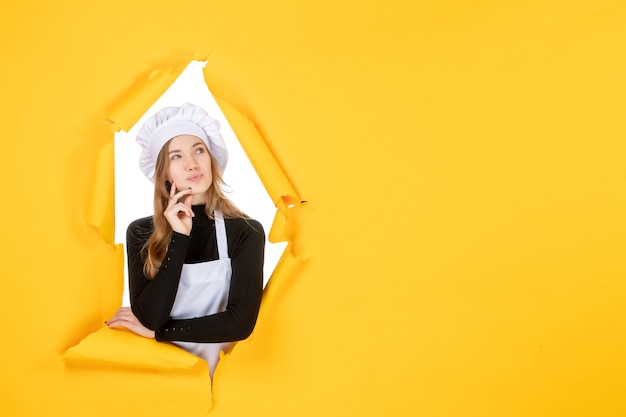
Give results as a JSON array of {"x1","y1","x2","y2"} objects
[{"x1": 190, "y1": 189, "x2": 209, "y2": 204}]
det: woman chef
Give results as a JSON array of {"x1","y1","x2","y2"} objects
[{"x1": 106, "y1": 103, "x2": 265, "y2": 377}]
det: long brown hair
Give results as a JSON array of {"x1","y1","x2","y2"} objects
[{"x1": 143, "y1": 139, "x2": 247, "y2": 278}]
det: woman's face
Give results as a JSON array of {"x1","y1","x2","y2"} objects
[{"x1": 166, "y1": 134, "x2": 213, "y2": 204}]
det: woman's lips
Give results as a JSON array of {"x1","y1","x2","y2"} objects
[{"x1": 187, "y1": 174, "x2": 203, "y2": 182}]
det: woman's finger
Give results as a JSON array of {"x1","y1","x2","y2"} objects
[
  {"x1": 184, "y1": 193, "x2": 193, "y2": 209},
  {"x1": 105, "y1": 306, "x2": 154, "y2": 338},
  {"x1": 106, "y1": 307, "x2": 138, "y2": 323},
  {"x1": 169, "y1": 181, "x2": 177, "y2": 198},
  {"x1": 166, "y1": 202, "x2": 193, "y2": 218},
  {"x1": 170, "y1": 187, "x2": 193, "y2": 205}
]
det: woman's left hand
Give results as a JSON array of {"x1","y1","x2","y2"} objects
[{"x1": 106, "y1": 307, "x2": 156, "y2": 339}]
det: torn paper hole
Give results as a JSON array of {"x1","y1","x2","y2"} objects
[{"x1": 71, "y1": 59, "x2": 303, "y2": 386}]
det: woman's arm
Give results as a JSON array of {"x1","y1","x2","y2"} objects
[
  {"x1": 126, "y1": 218, "x2": 191, "y2": 330},
  {"x1": 155, "y1": 219, "x2": 265, "y2": 343}
]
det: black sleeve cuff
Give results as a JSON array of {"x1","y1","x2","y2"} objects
[{"x1": 155, "y1": 319, "x2": 193, "y2": 341}]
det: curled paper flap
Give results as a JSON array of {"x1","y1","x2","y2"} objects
[
  {"x1": 256, "y1": 249, "x2": 304, "y2": 328},
  {"x1": 86, "y1": 142, "x2": 115, "y2": 243},
  {"x1": 105, "y1": 61, "x2": 193, "y2": 133},
  {"x1": 64, "y1": 327, "x2": 203, "y2": 372},
  {"x1": 212, "y1": 98, "x2": 300, "y2": 206}
]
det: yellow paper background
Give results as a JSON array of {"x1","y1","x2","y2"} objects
[{"x1": 2, "y1": 1, "x2": 626, "y2": 416}]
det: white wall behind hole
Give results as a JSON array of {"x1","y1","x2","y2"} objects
[{"x1": 114, "y1": 60, "x2": 286, "y2": 306}]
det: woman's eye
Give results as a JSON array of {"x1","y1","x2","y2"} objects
[
  {"x1": 195, "y1": 147, "x2": 204, "y2": 154},
  {"x1": 170, "y1": 154, "x2": 181, "y2": 160}
]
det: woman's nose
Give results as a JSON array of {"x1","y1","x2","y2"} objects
[{"x1": 187, "y1": 156, "x2": 198, "y2": 170}]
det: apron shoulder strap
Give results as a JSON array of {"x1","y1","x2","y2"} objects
[{"x1": 213, "y1": 210, "x2": 228, "y2": 259}]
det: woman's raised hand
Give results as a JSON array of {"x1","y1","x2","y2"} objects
[
  {"x1": 164, "y1": 182, "x2": 195, "y2": 235},
  {"x1": 106, "y1": 307, "x2": 155, "y2": 339}
]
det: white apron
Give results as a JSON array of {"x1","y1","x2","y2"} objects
[{"x1": 169, "y1": 210, "x2": 233, "y2": 376}]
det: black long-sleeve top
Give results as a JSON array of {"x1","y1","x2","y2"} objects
[{"x1": 127, "y1": 204, "x2": 265, "y2": 343}]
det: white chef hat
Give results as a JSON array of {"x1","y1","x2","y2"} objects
[{"x1": 136, "y1": 103, "x2": 228, "y2": 182}]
